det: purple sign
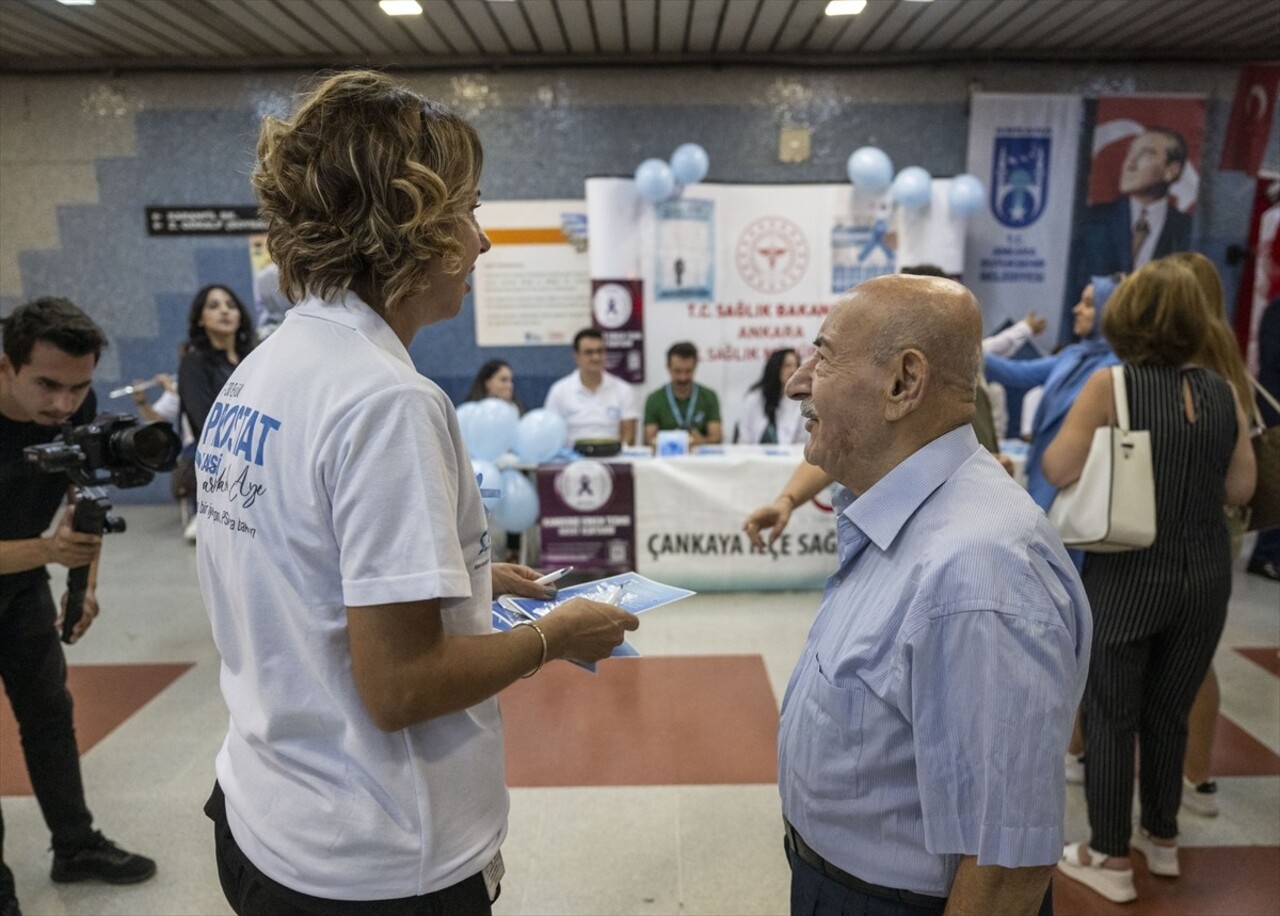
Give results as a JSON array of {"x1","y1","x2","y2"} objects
[
  {"x1": 537, "y1": 460, "x2": 635, "y2": 572},
  {"x1": 591, "y1": 278, "x2": 645, "y2": 384}
]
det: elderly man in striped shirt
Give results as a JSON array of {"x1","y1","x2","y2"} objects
[{"x1": 777, "y1": 274, "x2": 1091, "y2": 916}]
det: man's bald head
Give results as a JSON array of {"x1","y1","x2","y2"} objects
[
  {"x1": 851, "y1": 274, "x2": 982, "y2": 398},
  {"x1": 786, "y1": 274, "x2": 984, "y2": 492}
]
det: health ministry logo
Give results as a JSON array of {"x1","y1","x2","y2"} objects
[
  {"x1": 735, "y1": 216, "x2": 810, "y2": 294},
  {"x1": 991, "y1": 134, "x2": 1050, "y2": 228}
]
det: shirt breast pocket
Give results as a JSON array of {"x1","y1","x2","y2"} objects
[{"x1": 797, "y1": 655, "x2": 866, "y2": 802}]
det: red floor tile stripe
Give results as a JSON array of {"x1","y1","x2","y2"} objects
[
  {"x1": 1234, "y1": 646, "x2": 1280, "y2": 679},
  {"x1": 1, "y1": 663, "x2": 193, "y2": 796},
  {"x1": 1209, "y1": 713, "x2": 1280, "y2": 777},
  {"x1": 1055, "y1": 846, "x2": 1280, "y2": 915},
  {"x1": 500, "y1": 655, "x2": 779, "y2": 787}
]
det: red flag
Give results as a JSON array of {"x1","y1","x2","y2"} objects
[{"x1": 1220, "y1": 65, "x2": 1280, "y2": 175}]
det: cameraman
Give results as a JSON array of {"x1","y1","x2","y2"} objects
[{"x1": 0, "y1": 298, "x2": 156, "y2": 915}]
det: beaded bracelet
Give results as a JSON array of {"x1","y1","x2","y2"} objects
[{"x1": 513, "y1": 620, "x2": 548, "y2": 679}]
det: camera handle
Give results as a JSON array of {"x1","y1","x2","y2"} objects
[{"x1": 63, "y1": 487, "x2": 125, "y2": 644}]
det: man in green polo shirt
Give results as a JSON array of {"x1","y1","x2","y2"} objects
[{"x1": 643, "y1": 341, "x2": 722, "y2": 448}]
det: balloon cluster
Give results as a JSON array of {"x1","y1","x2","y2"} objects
[
  {"x1": 633, "y1": 143, "x2": 711, "y2": 203},
  {"x1": 845, "y1": 146, "x2": 986, "y2": 216},
  {"x1": 455, "y1": 400, "x2": 569, "y2": 532}
]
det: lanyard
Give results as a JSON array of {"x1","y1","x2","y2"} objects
[{"x1": 664, "y1": 384, "x2": 700, "y2": 430}]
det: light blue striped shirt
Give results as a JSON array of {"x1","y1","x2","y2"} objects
[{"x1": 778, "y1": 425, "x2": 1091, "y2": 897}]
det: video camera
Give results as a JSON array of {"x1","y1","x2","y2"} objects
[{"x1": 24, "y1": 412, "x2": 181, "y2": 643}]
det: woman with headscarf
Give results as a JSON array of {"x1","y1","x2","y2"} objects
[{"x1": 985, "y1": 275, "x2": 1123, "y2": 512}]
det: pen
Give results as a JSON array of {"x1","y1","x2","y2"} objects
[{"x1": 534, "y1": 566, "x2": 573, "y2": 586}]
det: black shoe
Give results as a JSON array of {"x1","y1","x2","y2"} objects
[
  {"x1": 1246, "y1": 558, "x2": 1280, "y2": 581},
  {"x1": 50, "y1": 832, "x2": 156, "y2": 885}
]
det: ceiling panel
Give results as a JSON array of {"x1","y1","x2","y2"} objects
[
  {"x1": 740, "y1": 0, "x2": 796, "y2": 53},
  {"x1": 859, "y1": 0, "x2": 936, "y2": 54},
  {"x1": 422, "y1": 0, "x2": 484, "y2": 55},
  {"x1": 347, "y1": 1, "x2": 427, "y2": 54},
  {"x1": 656, "y1": 0, "x2": 690, "y2": 53},
  {"x1": 589, "y1": 0, "x2": 626, "y2": 53},
  {"x1": 520, "y1": 0, "x2": 569, "y2": 54},
  {"x1": 556, "y1": 0, "x2": 598, "y2": 55},
  {"x1": 449, "y1": 0, "x2": 513, "y2": 55},
  {"x1": 624, "y1": 0, "x2": 657, "y2": 54},
  {"x1": 685, "y1": 0, "x2": 724, "y2": 53},
  {"x1": 715, "y1": 0, "x2": 759, "y2": 54},
  {"x1": 483, "y1": 0, "x2": 538, "y2": 53},
  {"x1": 0, "y1": 0, "x2": 1272, "y2": 71},
  {"x1": 825, "y1": 0, "x2": 897, "y2": 54}
]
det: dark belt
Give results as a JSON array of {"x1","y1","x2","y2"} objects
[{"x1": 784, "y1": 820, "x2": 947, "y2": 911}]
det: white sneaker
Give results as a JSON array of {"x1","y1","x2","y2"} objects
[
  {"x1": 1130, "y1": 829, "x2": 1179, "y2": 877},
  {"x1": 1057, "y1": 842, "x2": 1137, "y2": 903},
  {"x1": 183, "y1": 517, "x2": 198, "y2": 543},
  {"x1": 1064, "y1": 752, "x2": 1085, "y2": 785},
  {"x1": 1181, "y1": 777, "x2": 1219, "y2": 816}
]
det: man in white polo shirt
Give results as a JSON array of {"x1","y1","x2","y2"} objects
[{"x1": 543, "y1": 328, "x2": 638, "y2": 445}]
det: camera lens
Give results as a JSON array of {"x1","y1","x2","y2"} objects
[{"x1": 117, "y1": 422, "x2": 182, "y2": 471}]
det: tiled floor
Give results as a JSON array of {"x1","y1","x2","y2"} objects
[{"x1": 2, "y1": 505, "x2": 1277, "y2": 915}]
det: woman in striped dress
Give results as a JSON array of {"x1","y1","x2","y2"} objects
[{"x1": 1043, "y1": 259, "x2": 1256, "y2": 904}]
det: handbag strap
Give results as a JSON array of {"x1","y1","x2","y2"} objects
[
  {"x1": 1111, "y1": 365, "x2": 1131, "y2": 431},
  {"x1": 1249, "y1": 374, "x2": 1280, "y2": 418}
]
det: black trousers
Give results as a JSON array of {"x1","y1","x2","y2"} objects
[
  {"x1": 206, "y1": 783, "x2": 493, "y2": 916},
  {"x1": 1081, "y1": 568, "x2": 1230, "y2": 856},
  {"x1": 0, "y1": 579, "x2": 96, "y2": 896}
]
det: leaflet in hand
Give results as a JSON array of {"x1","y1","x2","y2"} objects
[{"x1": 491, "y1": 572, "x2": 695, "y2": 673}]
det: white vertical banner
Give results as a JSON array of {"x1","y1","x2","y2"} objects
[
  {"x1": 964, "y1": 93, "x2": 1083, "y2": 350},
  {"x1": 586, "y1": 178, "x2": 971, "y2": 439}
]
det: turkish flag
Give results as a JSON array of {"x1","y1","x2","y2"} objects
[{"x1": 1220, "y1": 65, "x2": 1280, "y2": 175}]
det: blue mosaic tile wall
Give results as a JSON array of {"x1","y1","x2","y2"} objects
[{"x1": 0, "y1": 66, "x2": 1257, "y2": 502}]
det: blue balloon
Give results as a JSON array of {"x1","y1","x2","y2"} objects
[
  {"x1": 467, "y1": 397, "x2": 518, "y2": 461},
  {"x1": 493, "y1": 468, "x2": 540, "y2": 532},
  {"x1": 948, "y1": 173, "x2": 986, "y2": 217},
  {"x1": 515, "y1": 409, "x2": 568, "y2": 464},
  {"x1": 670, "y1": 143, "x2": 709, "y2": 185},
  {"x1": 635, "y1": 158, "x2": 676, "y2": 203},
  {"x1": 891, "y1": 166, "x2": 933, "y2": 210},
  {"x1": 846, "y1": 147, "x2": 894, "y2": 194},
  {"x1": 471, "y1": 459, "x2": 503, "y2": 510},
  {"x1": 455, "y1": 401, "x2": 479, "y2": 444}
]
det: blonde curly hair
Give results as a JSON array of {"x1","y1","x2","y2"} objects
[{"x1": 252, "y1": 70, "x2": 483, "y2": 314}]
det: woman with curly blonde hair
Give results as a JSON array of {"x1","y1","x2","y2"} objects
[{"x1": 198, "y1": 70, "x2": 637, "y2": 915}]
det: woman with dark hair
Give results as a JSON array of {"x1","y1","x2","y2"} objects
[
  {"x1": 736, "y1": 347, "x2": 805, "y2": 444},
  {"x1": 172, "y1": 285, "x2": 255, "y2": 541},
  {"x1": 1047, "y1": 260, "x2": 1255, "y2": 904},
  {"x1": 464, "y1": 359, "x2": 523, "y2": 413},
  {"x1": 985, "y1": 275, "x2": 1122, "y2": 513},
  {"x1": 178, "y1": 285, "x2": 255, "y2": 443}
]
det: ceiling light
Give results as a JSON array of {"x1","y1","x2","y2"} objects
[
  {"x1": 824, "y1": 0, "x2": 867, "y2": 15},
  {"x1": 54, "y1": 0, "x2": 96, "y2": 5},
  {"x1": 379, "y1": 0, "x2": 423, "y2": 15}
]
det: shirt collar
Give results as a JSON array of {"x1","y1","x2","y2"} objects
[
  {"x1": 840, "y1": 424, "x2": 981, "y2": 552},
  {"x1": 289, "y1": 292, "x2": 414, "y2": 370}
]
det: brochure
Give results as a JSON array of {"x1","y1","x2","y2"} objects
[{"x1": 492, "y1": 572, "x2": 695, "y2": 673}]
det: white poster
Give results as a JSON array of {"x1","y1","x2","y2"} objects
[
  {"x1": 472, "y1": 200, "x2": 589, "y2": 346},
  {"x1": 964, "y1": 93, "x2": 1084, "y2": 351},
  {"x1": 586, "y1": 179, "x2": 967, "y2": 441},
  {"x1": 633, "y1": 454, "x2": 837, "y2": 591}
]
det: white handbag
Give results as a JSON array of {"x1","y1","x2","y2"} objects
[{"x1": 1048, "y1": 365, "x2": 1157, "y2": 552}]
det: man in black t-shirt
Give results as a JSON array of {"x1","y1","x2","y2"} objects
[{"x1": 0, "y1": 298, "x2": 155, "y2": 916}]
